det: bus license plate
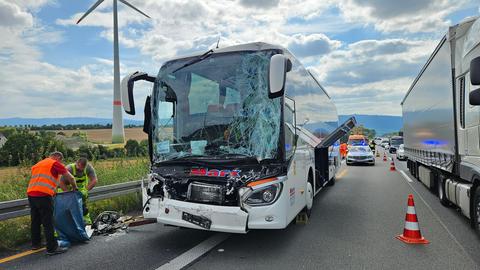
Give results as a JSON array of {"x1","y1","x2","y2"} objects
[{"x1": 182, "y1": 212, "x2": 211, "y2": 230}]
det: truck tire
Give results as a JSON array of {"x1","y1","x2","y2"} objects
[
  {"x1": 438, "y1": 176, "x2": 450, "y2": 207},
  {"x1": 473, "y1": 186, "x2": 480, "y2": 235}
]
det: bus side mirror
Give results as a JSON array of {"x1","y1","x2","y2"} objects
[
  {"x1": 471, "y1": 56, "x2": 480, "y2": 86},
  {"x1": 121, "y1": 71, "x2": 155, "y2": 115},
  {"x1": 269, "y1": 54, "x2": 292, "y2": 99}
]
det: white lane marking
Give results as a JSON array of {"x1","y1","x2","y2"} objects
[
  {"x1": 398, "y1": 170, "x2": 476, "y2": 265},
  {"x1": 156, "y1": 233, "x2": 230, "y2": 270},
  {"x1": 399, "y1": 170, "x2": 413, "y2": 182}
]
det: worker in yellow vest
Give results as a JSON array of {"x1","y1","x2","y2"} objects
[
  {"x1": 27, "y1": 151, "x2": 77, "y2": 255},
  {"x1": 60, "y1": 157, "x2": 98, "y2": 225}
]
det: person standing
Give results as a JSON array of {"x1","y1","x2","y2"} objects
[
  {"x1": 60, "y1": 157, "x2": 98, "y2": 225},
  {"x1": 27, "y1": 151, "x2": 77, "y2": 255},
  {"x1": 340, "y1": 143, "x2": 348, "y2": 159}
]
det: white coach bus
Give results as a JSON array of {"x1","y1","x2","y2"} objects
[{"x1": 121, "y1": 42, "x2": 355, "y2": 233}]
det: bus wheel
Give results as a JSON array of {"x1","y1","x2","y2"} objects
[
  {"x1": 305, "y1": 181, "x2": 314, "y2": 218},
  {"x1": 327, "y1": 175, "x2": 335, "y2": 186}
]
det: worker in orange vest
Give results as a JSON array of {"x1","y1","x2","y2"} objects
[
  {"x1": 340, "y1": 143, "x2": 348, "y2": 159},
  {"x1": 27, "y1": 151, "x2": 77, "y2": 255}
]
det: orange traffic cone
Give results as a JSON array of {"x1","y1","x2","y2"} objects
[
  {"x1": 390, "y1": 160, "x2": 396, "y2": 171},
  {"x1": 396, "y1": 194, "x2": 429, "y2": 244},
  {"x1": 383, "y1": 153, "x2": 387, "y2": 162}
]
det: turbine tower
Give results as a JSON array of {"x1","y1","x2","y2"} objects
[{"x1": 76, "y1": 0, "x2": 150, "y2": 143}]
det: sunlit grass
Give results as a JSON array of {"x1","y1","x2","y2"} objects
[{"x1": 0, "y1": 158, "x2": 149, "y2": 251}]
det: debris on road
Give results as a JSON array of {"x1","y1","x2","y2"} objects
[
  {"x1": 92, "y1": 211, "x2": 127, "y2": 235},
  {"x1": 92, "y1": 211, "x2": 156, "y2": 235}
]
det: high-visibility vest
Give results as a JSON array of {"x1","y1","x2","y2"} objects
[
  {"x1": 56, "y1": 164, "x2": 89, "y2": 195},
  {"x1": 71, "y1": 164, "x2": 88, "y2": 193},
  {"x1": 27, "y1": 158, "x2": 61, "y2": 197}
]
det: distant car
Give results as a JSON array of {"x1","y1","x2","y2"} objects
[
  {"x1": 389, "y1": 136, "x2": 404, "y2": 153},
  {"x1": 396, "y1": 144, "x2": 406, "y2": 161},
  {"x1": 373, "y1": 137, "x2": 383, "y2": 145},
  {"x1": 379, "y1": 138, "x2": 389, "y2": 148},
  {"x1": 346, "y1": 146, "x2": 375, "y2": 166},
  {"x1": 347, "y1": 134, "x2": 368, "y2": 149}
]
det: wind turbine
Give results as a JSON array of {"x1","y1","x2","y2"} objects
[{"x1": 76, "y1": 0, "x2": 150, "y2": 144}]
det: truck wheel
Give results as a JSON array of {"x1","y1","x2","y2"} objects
[
  {"x1": 438, "y1": 176, "x2": 450, "y2": 207},
  {"x1": 473, "y1": 186, "x2": 480, "y2": 235}
]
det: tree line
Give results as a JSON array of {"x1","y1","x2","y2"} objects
[
  {"x1": 27, "y1": 124, "x2": 141, "y2": 130},
  {"x1": 0, "y1": 128, "x2": 148, "y2": 167}
]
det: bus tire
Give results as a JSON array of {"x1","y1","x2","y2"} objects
[
  {"x1": 305, "y1": 181, "x2": 314, "y2": 218},
  {"x1": 327, "y1": 175, "x2": 335, "y2": 186}
]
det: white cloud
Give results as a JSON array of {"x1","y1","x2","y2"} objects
[
  {"x1": 337, "y1": 0, "x2": 470, "y2": 33},
  {"x1": 288, "y1": 33, "x2": 341, "y2": 57},
  {"x1": 0, "y1": 0, "x2": 33, "y2": 28},
  {"x1": 328, "y1": 78, "x2": 414, "y2": 115},
  {"x1": 3, "y1": 0, "x2": 480, "y2": 119},
  {"x1": 0, "y1": 1, "x2": 121, "y2": 118},
  {"x1": 312, "y1": 38, "x2": 435, "y2": 85},
  {"x1": 55, "y1": 0, "x2": 340, "y2": 63},
  {"x1": 239, "y1": 0, "x2": 280, "y2": 9},
  {"x1": 308, "y1": 38, "x2": 438, "y2": 115}
]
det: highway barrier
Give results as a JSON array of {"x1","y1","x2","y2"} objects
[{"x1": 0, "y1": 180, "x2": 144, "y2": 221}]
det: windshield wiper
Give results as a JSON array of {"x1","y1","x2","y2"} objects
[
  {"x1": 216, "y1": 153, "x2": 255, "y2": 159},
  {"x1": 168, "y1": 154, "x2": 209, "y2": 160},
  {"x1": 172, "y1": 49, "x2": 214, "y2": 73}
]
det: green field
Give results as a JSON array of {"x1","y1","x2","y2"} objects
[{"x1": 0, "y1": 158, "x2": 149, "y2": 251}]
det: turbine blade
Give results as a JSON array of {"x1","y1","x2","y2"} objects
[
  {"x1": 119, "y1": 0, "x2": 151, "y2": 18},
  {"x1": 76, "y1": 0, "x2": 105, "y2": 24}
]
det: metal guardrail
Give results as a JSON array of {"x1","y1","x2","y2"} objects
[{"x1": 0, "y1": 180, "x2": 142, "y2": 221}]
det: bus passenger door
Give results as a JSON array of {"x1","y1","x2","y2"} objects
[{"x1": 285, "y1": 98, "x2": 307, "y2": 218}]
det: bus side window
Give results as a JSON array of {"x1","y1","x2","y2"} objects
[{"x1": 285, "y1": 97, "x2": 296, "y2": 160}]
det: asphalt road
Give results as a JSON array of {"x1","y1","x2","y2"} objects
[{"x1": 2, "y1": 149, "x2": 479, "y2": 270}]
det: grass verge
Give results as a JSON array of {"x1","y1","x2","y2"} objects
[
  {"x1": 0, "y1": 192, "x2": 142, "y2": 251},
  {"x1": 0, "y1": 158, "x2": 149, "y2": 201},
  {"x1": 0, "y1": 158, "x2": 149, "y2": 251}
]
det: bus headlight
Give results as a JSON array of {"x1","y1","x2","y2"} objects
[{"x1": 241, "y1": 183, "x2": 282, "y2": 206}]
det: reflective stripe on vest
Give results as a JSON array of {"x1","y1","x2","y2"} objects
[
  {"x1": 27, "y1": 158, "x2": 60, "y2": 196},
  {"x1": 28, "y1": 181, "x2": 56, "y2": 193},
  {"x1": 30, "y1": 173, "x2": 59, "y2": 186}
]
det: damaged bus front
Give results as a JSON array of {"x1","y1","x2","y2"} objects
[{"x1": 121, "y1": 43, "x2": 351, "y2": 233}]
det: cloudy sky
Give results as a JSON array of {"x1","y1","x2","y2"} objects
[{"x1": 0, "y1": 0, "x2": 479, "y2": 120}]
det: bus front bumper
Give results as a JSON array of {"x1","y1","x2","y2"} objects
[
  {"x1": 153, "y1": 198, "x2": 249, "y2": 233},
  {"x1": 143, "y1": 191, "x2": 290, "y2": 233}
]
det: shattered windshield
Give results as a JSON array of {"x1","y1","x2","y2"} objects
[{"x1": 152, "y1": 50, "x2": 281, "y2": 163}]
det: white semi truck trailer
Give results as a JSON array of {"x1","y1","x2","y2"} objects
[
  {"x1": 402, "y1": 17, "x2": 480, "y2": 234},
  {"x1": 120, "y1": 42, "x2": 355, "y2": 233}
]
